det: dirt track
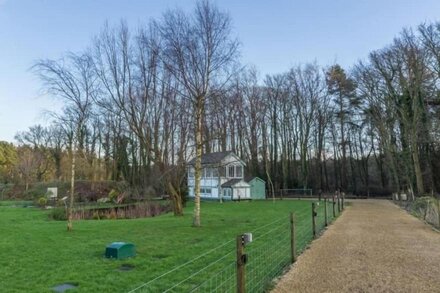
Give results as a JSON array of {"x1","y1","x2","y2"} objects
[{"x1": 272, "y1": 200, "x2": 440, "y2": 293}]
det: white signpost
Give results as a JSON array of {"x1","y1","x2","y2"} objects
[{"x1": 47, "y1": 187, "x2": 58, "y2": 199}]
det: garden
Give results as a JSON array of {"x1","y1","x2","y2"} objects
[{"x1": 0, "y1": 199, "x2": 337, "y2": 292}]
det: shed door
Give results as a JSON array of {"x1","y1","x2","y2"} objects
[{"x1": 235, "y1": 188, "x2": 246, "y2": 199}]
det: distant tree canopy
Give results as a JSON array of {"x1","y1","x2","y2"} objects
[
  {"x1": 0, "y1": 141, "x2": 17, "y2": 183},
  {"x1": 4, "y1": 8, "x2": 440, "y2": 201}
]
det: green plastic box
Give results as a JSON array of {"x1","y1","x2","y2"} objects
[{"x1": 105, "y1": 242, "x2": 135, "y2": 259}]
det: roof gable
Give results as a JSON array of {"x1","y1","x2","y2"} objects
[{"x1": 188, "y1": 151, "x2": 245, "y2": 166}]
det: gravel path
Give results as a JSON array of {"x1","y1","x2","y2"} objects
[{"x1": 272, "y1": 200, "x2": 440, "y2": 293}]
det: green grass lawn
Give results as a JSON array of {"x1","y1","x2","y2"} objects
[{"x1": 0, "y1": 199, "x2": 337, "y2": 292}]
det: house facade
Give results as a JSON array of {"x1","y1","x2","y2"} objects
[{"x1": 187, "y1": 151, "x2": 252, "y2": 200}]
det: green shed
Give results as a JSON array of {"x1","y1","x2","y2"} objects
[{"x1": 246, "y1": 177, "x2": 266, "y2": 200}]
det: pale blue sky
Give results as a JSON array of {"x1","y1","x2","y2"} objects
[{"x1": 1, "y1": 0, "x2": 440, "y2": 142}]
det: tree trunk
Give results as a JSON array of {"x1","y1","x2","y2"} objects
[
  {"x1": 412, "y1": 140, "x2": 424, "y2": 195},
  {"x1": 67, "y1": 139, "x2": 76, "y2": 231},
  {"x1": 193, "y1": 98, "x2": 203, "y2": 227},
  {"x1": 339, "y1": 95, "x2": 347, "y2": 191},
  {"x1": 168, "y1": 182, "x2": 183, "y2": 216}
]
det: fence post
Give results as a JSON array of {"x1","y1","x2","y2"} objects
[
  {"x1": 332, "y1": 196, "x2": 336, "y2": 218},
  {"x1": 337, "y1": 195, "x2": 341, "y2": 213},
  {"x1": 236, "y1": 235, "x2": 246, "y2": 293},
  {"x1": 437, "y1": 196, "x2": 440, "y2": 228},
  {"x1": 312, "y1": 203, "x2": 317, "y2": 238},
  {"x1": 290, "y1": 212, "x2": 296, "y2": 263},
  {"x1": 324, "y1": 198, "x2": 328, "y2": 227},
  {"x1": 342, "y1": 193, "x2": 345, "y2": 210}
]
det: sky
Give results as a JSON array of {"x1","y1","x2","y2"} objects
[{"x1": 1, "y1": 0, "x2": 440, "y2": 143}]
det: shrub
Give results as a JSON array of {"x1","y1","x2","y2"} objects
[
  {"x1": 97, "y1": 197, "x2": 109, "y2": 203},
  {"x1": 37, "y1": 197, "x2": 47, "y2": 207},
  {"x1": 109, "y1": 209, "x2": 117, "y2": 219},
  {"x1": 92, "y1": 211, "x2": 100, "y2": 220},
  {"x1": 49, "y1": 208, "x2": 67, "y2": 221},
  {"x1": 405, "y1": 196, "x2": 440, "y2": 227},
  {"x1": 108, "y1": 189, "x2": 119, "y2": 203}
]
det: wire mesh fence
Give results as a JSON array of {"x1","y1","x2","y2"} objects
[
  {"x1": 127, "y1": 239, "x2": 237, "y2": 292},
  {"x1": 278, "y1": 189, "x2": 313, "y2": 199},
  {"x1": 394, "y1": 195, "x2": 440, "y2": 228},
  {"x1": 245, "y1": 219, "x2": 291, "y2": 292},
  {"x1": 128, "y1": 197, "x2": 344, "y2": 293}
]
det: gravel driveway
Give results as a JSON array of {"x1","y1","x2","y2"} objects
[{"x1": 272, "y1": 200, "x2": 440, "y2": 293}]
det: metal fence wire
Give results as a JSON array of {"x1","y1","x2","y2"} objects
[{"x1": 129, "y1": 198, "x2": 343, "y2": 293}]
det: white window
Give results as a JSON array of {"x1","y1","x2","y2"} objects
[
  {"x1": 203, "y1": 168, "x2": 216, "y2": 178},
  {"x1": 188, "y1": 167, "x2": 195, "y2": 178},
  {"x1": 223, "y1": 188, "x2": 231, "y2": 197},
  {"x1": 228, "y1": 165, "x2": 235, "y2": 178},
  {"x1": 200, "y1": 187, "x2": 212, "y2": 194},
  {"x1": 236, "y1": 165, "x2": 243, "y2": 178},
  {"x1": 227, "y1": 164, "x2": 243, "y2": 178}
]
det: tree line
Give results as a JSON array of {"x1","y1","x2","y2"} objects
[{"x1": 2, "y1": 1, "x2": 440, "y2": 226}]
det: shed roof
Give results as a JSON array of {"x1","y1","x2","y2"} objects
[
  {"x1": 244, "y1": 176, "x2": 265, "y2": 183},
  {"x1": 221, "y1": 179, "x2": 244, "y2": 188}
]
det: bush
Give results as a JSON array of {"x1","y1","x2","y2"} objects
[
  {"x1": 37, "y1": 197, "x2": 47, "y2": 207},
  {"x1": 49, "y1": 208, "x2": 67, "y2": 221},
  {"x1": 97, "y1": 197, "x2": 109, "y2": 203},
  {"x1": 3, "y1": 180, "x2": 119, "y2": 202},
  {"x1": 109, "y1": 209, "x2": 117, "y2": 219},
  {"x1": 108, "y1": 189, "x2": 119, "y2": 203},
  {"x1": 411, "y1": 196, "x2": 432, "y2": 219},
  {"x1": 92, "y1": 211, "x2": 100, "y2": 220},
  {"x1": 400, "y1": 196, "x2": 440, "y2": 228}
]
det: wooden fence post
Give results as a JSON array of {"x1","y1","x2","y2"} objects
[
  {"x1": 290, "y1": 212, "x2": 296, "y2": 263},
  {"x1": 312, "y1": 203, "x2": 317, "y2": 238},
  {"x1": 236, "y1": 235, "x2": 245, "y2": 293},
  {"x1": 337, "y1": 196, "x2": 341, "y2": 213},
  {"x1": 324, "y1": 198, "x2": 328, "y2": 227},
  {"x1": 437, "y1": 196, "x2": 440, "y2": 228},
  {"x1": 332, "y1": 196, "x2": 336, "y2": 218}
]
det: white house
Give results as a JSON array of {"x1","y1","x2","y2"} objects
[{"x1": 187, "y1": 151, "x2": 251, "y2": 200}]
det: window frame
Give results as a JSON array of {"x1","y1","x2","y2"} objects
[
  {"x1": 235, "y1": 165, "x2": 243, "y2": 178},
  {"x1": 227, "y1": 164, "x2": 243, "y2": 178},
  {"x1": 188, "y1": 167, "x2": 195, "y2": 178},
  {"x1": 228, "y1": 165, "x2": 235, "y2": 178},
  {"x1": 200, "y1": 187, "x2": 212, "y2": 194},
  {"x1": 223, "y1": 188, "x2": 231, "y2": 197}
]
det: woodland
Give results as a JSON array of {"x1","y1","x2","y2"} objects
[{"x1": 1, "y1": 1, "x2": 440, "y2": 222}]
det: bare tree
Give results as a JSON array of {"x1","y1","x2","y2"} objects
[
  {"x1": 288, "y1": 63, "x2": 325, "y2": 189},
  {"x1": 16, "y1": 146, "x2": 40, "y2": 191},
  {"x1": 159, "y1": 0, "x2": 239, "y2": 226},
  {"x1": 33, "y1": 52, "x2": 95, "y2": 231}
]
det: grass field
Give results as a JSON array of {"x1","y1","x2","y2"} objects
[{"x1": 0, "y1": 199, "x2": 338, "y2": 292}]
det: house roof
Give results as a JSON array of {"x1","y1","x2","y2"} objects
[
  {"x1": 221, "y1": 179, "x2": 244, "y2": 188},
  {"x1": 188, "y1": 151, "x2": 235, "y2": 165}
]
